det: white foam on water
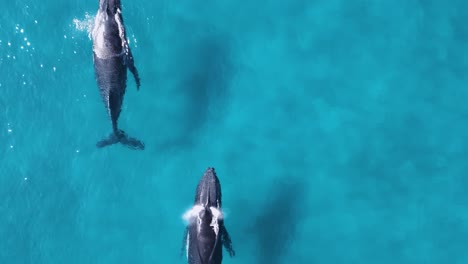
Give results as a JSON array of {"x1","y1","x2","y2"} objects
[
  {"x1": 9, "y1": 23, "x2": 35, "y2": 54},
  {"x1": 182, "y1": 205, "x2": 204, "y2": 223},
  {"x1": 210, "y1": 206, "x2": 224, "y2": 220},
  {"x1": 73, "y1": 13, "x2": 95, "y2": 40},
  {"x1": 182, "y1": 205, "x2": 225, "y2": 236},
  {"x1": 130, "y1": 34, "x2": 138, "y2": 48}
]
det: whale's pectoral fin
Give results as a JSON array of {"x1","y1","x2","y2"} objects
[
  {"x1": 115, "y1": 8, "x2": 141, "y2": 90},
  {"x1": 125, "y1": 48, "x2": 141, "y2": 90},
  {"x1": 220, "y1": 224, "x2": 235, "y2": 257},
  {"x1": 96, "y1": 130, "x2": 145, "y2": 150},
  {"x1": 181, "y1": 227, "x2": 189, "y2": 258}
]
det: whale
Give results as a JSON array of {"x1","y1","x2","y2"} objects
[
  {"x1": 91, "y1": 0, "x2": 144, "y2": 150},
  {"x1": 182, "y1": 167, "x2": 235, "y2": 264}
]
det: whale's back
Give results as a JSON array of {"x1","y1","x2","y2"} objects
[{"x1": 92, "y1": 10, "x2": 123, "y2": 59}]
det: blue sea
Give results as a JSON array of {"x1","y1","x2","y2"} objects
[{"x1": 1, "y1": 1, "x2": 468, "y2": 263}]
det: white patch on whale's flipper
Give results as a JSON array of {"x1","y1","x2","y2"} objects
[
  {"x1": 186, "y1": 233, "x2": 190, "y2": 259},
  {"x1": 114, "y1": 8, "x2": 129, "y2": 56},
  {"x1": 106, "y1": 94, "x2": 110, "y2": 117}
]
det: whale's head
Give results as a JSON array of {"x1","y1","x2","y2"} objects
[
  {"x1": 194, "y1": 167, "x2": 222, "y2": 208},
  {"x1": 99, "y1": 0, "x2": 122, "y2": 15}
]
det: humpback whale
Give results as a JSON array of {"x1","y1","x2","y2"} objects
[
  {"x1": 182, "y1": 167, "x2": 235, "y2": 264},
  {"x1": 91, "y1": 0, "x2": 144, "y2": 150}
]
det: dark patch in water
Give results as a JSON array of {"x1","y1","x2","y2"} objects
[
  {"x1": 253, "y1": 178, "x2": 306, "y2": 264},
  {"x1": 161, "y1": 28, "x2": 233, "y2": 150}
]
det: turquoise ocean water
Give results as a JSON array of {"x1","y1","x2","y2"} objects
[{"x1": 1, "y1": 1, "x2": 468, "y2": 263}]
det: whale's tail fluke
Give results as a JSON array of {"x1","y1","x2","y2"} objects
[{"x1": 96, "y1": 129, "x2": 145, "y2": 150}]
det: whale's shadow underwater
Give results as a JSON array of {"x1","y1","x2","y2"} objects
[
  {"x1": 91, "y1": 0, "x2": 144, "y2": 150},
  {"x1": 252, "y1": 179, "x2": 306, "y2": 264}
]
